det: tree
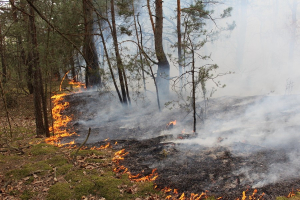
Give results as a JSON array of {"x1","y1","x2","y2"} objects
[
  {"x1": 146, "y1": 0, "x2": 170, "y2": 98},
  {"x1": 153, "y1": 0, "x2": 170, "y2": 98},
  {"x1": 27, "y1": 0, "x2": 50, "y2": 137},
  {"x1": 110, "y1": 0, "x2": 130, "y2": 105},
  {"x1": 170, "y1": 1, "x2": 233, "y2": 132},
  {"x1": 83, "y1": 0, "x2": 101, "y2": 88},
  {"x1": 0, "y1": 20, "x2": 7, "y2": 84}
]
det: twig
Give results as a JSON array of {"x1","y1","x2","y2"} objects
[{"x1": 73, "y1": 128, "x2": 91, "y2": 160}]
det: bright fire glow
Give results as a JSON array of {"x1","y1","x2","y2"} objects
[
  {"x1": 167, "y1": 120, "x2": 177, "y2": 126},
  {"x1": 45, "y1": 93, "x2": 77, "y2": 147},
  {"x1": 113, "y1": 149, "x2": 158, "y2": 182},
  {"x1": 46, "y1": 81, "x2": 86, "y2": 147},
  {"x1": 69, "y1": 80, "x2": 86, "y2": 90}
]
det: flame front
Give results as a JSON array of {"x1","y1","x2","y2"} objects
[
  {"x1": 236, "y1": 189, "x2": 265, "y2": 200},
  {"x1": 69, "y1": 80, "x2": 86, "y2": 90},
  {"x1": 45, "y1": 93, "x2": 77, "y2": 147},
  {"x1": 113, "y1": 149, "x2": 158, "y2": 182}
]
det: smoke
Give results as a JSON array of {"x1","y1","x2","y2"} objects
[{"x1": 69, "y1": 0, "x2": 300, "y2": 190}]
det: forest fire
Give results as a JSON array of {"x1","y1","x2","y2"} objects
[
  {"x1": 113, "y1": 149, "x2": 158, "y2": 182},
  {"x1": 69, "y1": 80, "x2": 86, "y2": 90},
  {"x1": 166, "y1": 120, "x2": 177, "y2": 129},
  {"x1": 43, "y1": 90, "x2": 300, "y2": 199},
  {"x1": 45, "y1": 93, "x2": 77, "y2": 147}
]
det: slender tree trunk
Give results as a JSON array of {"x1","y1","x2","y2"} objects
[
  {"x1": 83, "y1": 0, "x2": 101, "y2": 88},
  {"x1": 138, "y1": 16, "x2": 161, "y2": 111},
  {"x1": 122, "y1": 68, "x2": 131, "y2": 105},
  {"x1": 177, "y1": 0, "x2": 183, "y2": 89},
  {"x1": 110, "y1": 0, "x2": 128, "y2": 105},
  {"x1": 147, "y1": 0, "x2": 155, "y2": 33},
  {"x1": 98, "y1": 19, "x2": 122, "y2": 102},
  {"x1": 191, "y1": 41, "x2": 196, "y2": 133},
  {"x1": 154, "y1": 0, "x2": 170, "y2": 97},
  {"x1": 0, "y1": 22, "x2": 7, "y2": 84},
  {"x1": 133, "y1": 4, "x2": 146, "y2": 93}
]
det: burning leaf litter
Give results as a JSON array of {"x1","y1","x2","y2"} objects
[{"x1": 45, "y1": 89, "x2": 300, "y2": 199}]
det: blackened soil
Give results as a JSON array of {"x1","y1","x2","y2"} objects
[{"x1": 61, "y1": 91, "x2": 300, "y2": 199}]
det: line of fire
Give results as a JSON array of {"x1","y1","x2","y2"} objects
[{"x1": 45, "y1": 82, "x2": 300, "y2": 200}]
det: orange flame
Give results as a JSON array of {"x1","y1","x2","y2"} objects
[
  {"x1": 167, "y1": 120, "x2": 177, "y2": 126},
  {"x1": 112, "y1": 149, "x2": 158, "y2": 182},
  {"x1": 90, "y1": 143, "x2": 111, "y2": 150},
  {"x1": 45, "y1": 93, "x2": 77, "y2": 147},
  {"x1": 69, "y1": 80, "x2": 86, "y2": 90}
]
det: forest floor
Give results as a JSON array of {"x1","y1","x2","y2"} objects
[
  {"x1": 0, "y1": 92, "x2": 163, "y2": 200},
  {"x1": 1, "y1": 88, "x2": 300, "y2": 199}
]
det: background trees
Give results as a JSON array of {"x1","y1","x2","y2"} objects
[{"x1": 1, "y1": 0, "x2": 297, "y2": 137}]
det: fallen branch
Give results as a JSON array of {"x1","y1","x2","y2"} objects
[{"x1": 73, "y1": 127, "x2": 91, "y2": 160}]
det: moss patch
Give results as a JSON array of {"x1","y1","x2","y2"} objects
[
  {"x1": 20, "y1": 190, "x2": 35, "y2": 200},
  {"x1": 6, "y1": 160, "x2": 52, "y2": 180},
  {"x1": 30, "y1": 143, "x2": 58, "y2": 156},
  {"x1": 47, "y1": 182, "x2": 72, "y2": 200},
  {"x1": 47, "y1": 155, "x2": 69, "y2": 167},
  {"x1": 56, "y1": 164, "x2": 73, "y2": 176}
]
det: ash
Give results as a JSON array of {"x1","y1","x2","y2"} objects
[{"x1": 62, "y1": 91, "x2": 300, "y2": 199}]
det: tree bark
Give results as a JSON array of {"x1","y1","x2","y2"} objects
[
  {"x1": 0, "y1": 22, "x2": 7, "y2": 84},
  {"x1": 154, "y1": 0, "x2": 170, "y2": 97},
  {"x1": 28, "y1": 1, "x2": 45, "y2": 136},
  {"x1": 83, "y1": 0, "x2": 101, "y2": 88},
  {"x1": 190, "y1": 40, "x2": 196, "y2": 133},
  {"x1": 110, "y1": 0, "x2": 128, "y2": 105},
  {"x1": 177, "y1": 0, "x2": 183, "y2": 89}
]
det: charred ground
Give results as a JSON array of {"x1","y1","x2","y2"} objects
[{"x1": 63, "y1": 91, "x2": 300, "y2": 199}]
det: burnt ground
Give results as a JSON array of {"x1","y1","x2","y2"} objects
[{"x1": 61, "y1": 91, "x2": 300, "y2": 199}]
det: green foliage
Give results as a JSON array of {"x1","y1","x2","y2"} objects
[{"x1": 116, "y1": 0, "x2": 134, "y2": 18}]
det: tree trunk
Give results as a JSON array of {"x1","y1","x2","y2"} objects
[
  {"x1": 191, "y1": 42, "x2": 196, "y2": 133},
  {"x1": 28, "y1": 1, "x2": 46, "y2": 136},
  {"x1": 110, "y1": 0, "x2": 128, "y2": 105},
  {"x1": 0, "y1": 22, "x2": 7, "y2": 84},
  {"x1": 177, "y1": 0, "x2": 182, "y2": 89},
  {"x1": 83, "y1": 0, "x2": 101, "y2": 88},
  {"x1": 154, "y1": 0, "x2": 170, "y2": 97}
]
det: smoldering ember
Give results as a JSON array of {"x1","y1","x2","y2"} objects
[{"x1": 54, "y1": 91, "x2": 300, "y2": 199}]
